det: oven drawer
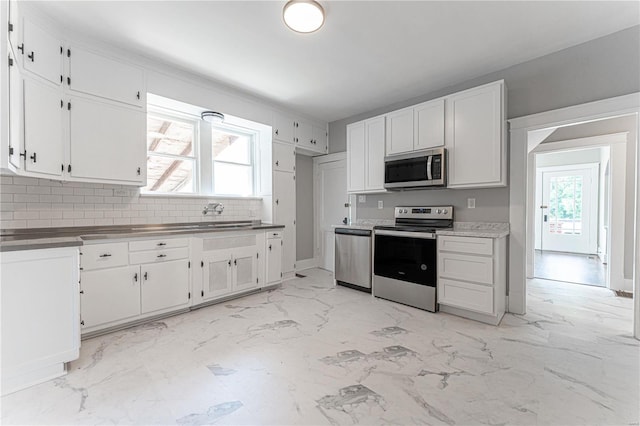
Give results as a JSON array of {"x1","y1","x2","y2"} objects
[
  {"x1": 438, "y1": 278, "x2": 493, "y2": 314},
  {"x1": 438, "y1": 252, "x2": 493, "y2": 285},
  {"x1": 81, "y1": 242, "x2": 129, "y2": 271},
  {"x1": 438, "y1": 235, "x2": 493, "y2": 256}
]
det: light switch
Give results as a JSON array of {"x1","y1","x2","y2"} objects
[
  {"x1": 468, "y1": 198, "x2": 476, "y2": 209},
  {"x1": 378, "y1": 200, "x2": 384, "y2": 209},
  {"x1": 358, "y1": 195, "x2": 366, "y2": 203}
]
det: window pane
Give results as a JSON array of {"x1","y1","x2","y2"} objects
[
  {"x1": 145, "y1": 155, "x2": 195, "y2": 193},
  {"x1": 212, "y1": 129, "x2": 251, "y2": 165},
  {"x1": 213, "y1": 163, "x2": 252, "y2": 196},
  {"x1": 147, "y1": 115, "x2": 194, "y2": 157}
]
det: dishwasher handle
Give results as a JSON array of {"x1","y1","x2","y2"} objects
[{"x1": 335, "y1": 228, "x2": 372, "y2": 237}]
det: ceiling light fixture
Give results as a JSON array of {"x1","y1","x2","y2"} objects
[
  {"x1": 201, "y1": 111, "x2": 225, "y2": 124},
  {"x1": 283, "y1": 0, "x2": 325, "y2": 34}
]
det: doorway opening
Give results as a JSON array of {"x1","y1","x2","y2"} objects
[{"x1": 533, "y1": 148, "x2": 608, "y2": 287}]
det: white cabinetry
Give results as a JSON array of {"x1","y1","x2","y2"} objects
[
  {"x1": 273, "y1": 141, "x2": 296, "y2": 173},
  {"x1": 347, "y1": 115, "x2": 386, "y2": 193},
  {"x1": 81, "y1": 265, "x2": 140, "y2": 328},
  {"x1": 266, "y1": 231, "x2": 283, "y2": 284},
  {"x1": 414, "y1": 98, "x2": 445, "y2": 150},
  {"x1": 18, "y1": 17, "x2": 63, "y2": 85},
  {"x1": 140, "y1": 260, "x2": 190, "y2": 314},
  {"x1": 385, "y1": 107, "x2": 413, "y2": 155},
  {"x1": 446, "y1": 81, "x2": 506, "y2": 188},
  {"x1": 272, "y1": 111, "x2": 327, "y2": 155},
  {"x1": 272, "y1": 111, "x2": 294, "y2": 144},
  {"x1": 273, "y1": 171, "x2": 296, "y2": 276},
  {"x1": 1, "y1": 247, "x2": 80, "y2": 395},
  {"x1": 68, "y1": 96, "x2": 145, "y2": 183},
  {"x1": 437, "y1": 235, "x2": 507, "y2": 325}
]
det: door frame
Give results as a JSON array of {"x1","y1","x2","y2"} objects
[
  {"x1": 313, "y1": 152, "x2": 347, "y2": 272},
  {"x1": 508, "y1": 92, "x2": 640, "y2": 339}
]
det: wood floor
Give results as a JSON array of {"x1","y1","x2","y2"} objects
[{"x1": 534, "y1": 250, "x2": 606, "y2": 287}]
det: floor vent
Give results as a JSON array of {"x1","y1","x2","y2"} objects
[{"x1": 613, "y1": 289, "x2": 633, "y2": 298}]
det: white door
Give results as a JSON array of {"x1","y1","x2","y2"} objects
[
  {"x1": 266, "y1": 237, "x2": 283, "y2": 283},
  {"x1": 22, "y1": 17, "x2": 62, "y2": 85},
  {"x1": 273, "y1": 141, "x2": 295, "y2": 173},
  {"x1": 202, "y1": 250, "x2": 233, "y2": 300},
  {"x1": 414, "y1": 98, "x2": 445, "y2": 150},
  {"x1": 232, "y1": 246, "x2": 259, "y2": 292},
  {"x1": 364, "y1": 116, "x2": 385, "y2": 191},
  {"x1": 346, "y1": 122, "x2": 365, "y2": 192},
  {"x1": 541, "y1": 165, "x2": 598, "y2": 254},
  {"x1": 385, "y1": 107, "x2": 414, "y2": 155},
  {"x1": 141, "y1": 260, "x2": 190, "y2": 314},
  {"x1": 68, "y1": 96, "x2": 146, "y2": 183},
  {"x1": 317, "y1": 158, "x2": 349, "y2": 272},
  {"x1": 81, "y1": 266, "x2": 140, "y2": 328},
  {"x1": 273, "y1": 170, "x2": 296, "y2": 275},
  {"x1": 23, "y1": 77, "x2": 63, "y2": 177}
]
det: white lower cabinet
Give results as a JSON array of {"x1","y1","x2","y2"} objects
[
  {"x1": 81, "y1": 266, "x2": 140, "y2": 328},
  {"x1": 140, "y1": 260, "x2": 190, "y2": 314},
  {"x1": 1, "y1": 247, "x2": 80, "y2": 395},
  {"x1": 266, "y1": 231, "x2": 283, "y2": 284},
  {"x1": 437, "y1": 235, "x2": 507, "y2": 325}
]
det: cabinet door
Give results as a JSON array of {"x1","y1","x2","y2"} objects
[
  {"x1": 273, "y1": 171, "x2": 296, "y2": 275},
  {"x1": 385, "y1": 107, "x2": 413, "y2": 155},
  {"x1": 23, "y1": 77, "x2": 63, "y2": 177},
  {"x1": 347, "y1": 122, "x2": 365, "y2": 192},
  {"x1": 364, "y1": 116, "x2": 385, "y2": 191},
  {"x1": 232, "y1": 246, "x2": 259, "y2": 292},
  {"x1": 273, "y1": 141, "x2": 295, "y2": 173},
  {"x1": 294, "y1": 119, "x2": 313, "y2": 150},
  {"x1": 446, "y1": 82, "x2": 504, "y2": 187},
  {"x1": 22, "y1": 17, "x2": 62, "y2": 86},
  {"x1": 81, "y1": 266, "x2": 140, "y2": 329},
  {"x1": 67, "y1": 46, "x2": 144, "y2": 107},
  {"x1": 312, "y1": 125, "x2": 328, "y2": 153},
  {"x1": 8, "y1": 52, "x2": 23, "y2": 169},
  {"x1": 414, "y1": 99, "x2": 445, "y2": 150},
  {"x1": 266, "y1": 237, "x2": 283, "y2": 284},
  {"x1": 141, "y1": 260, "x2": 190, "y2": 314},
  {"x1": 69, "y1": 96, "x2": 146, "y2": 184},
  {"x1": 272, "y1": 112, "x2": 294, "y2": 144},
  {"x1": 202, "y1": 250, "x2": 233, "y2": 300}
]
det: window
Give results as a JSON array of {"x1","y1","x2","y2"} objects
[
  {"x1": 144, "y1": 99, "x2": 262, "y2": 197},
  {"x1": 144, "y1": 113, "x2": 198, "y2": 194}
]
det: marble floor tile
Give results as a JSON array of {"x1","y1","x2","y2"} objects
[{"x1": 2, "y1": 270, "x2": 638, "y2": 425}]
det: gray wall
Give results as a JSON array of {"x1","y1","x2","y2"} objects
[
  {"x1": 542, "y1": 115, "x2": 638, "y2": 279},
  {"x1": 329, "y1": 25, "x2": 640, "y2": 153},
  {"x1": 295, "y1": 155, "x2": 314, "y2": 261}
]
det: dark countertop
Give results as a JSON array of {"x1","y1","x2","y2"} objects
[{"x1": 0, "y1": 221, "x2": 285, "y2": 252}]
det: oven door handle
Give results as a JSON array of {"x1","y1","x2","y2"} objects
[
  {"x1": 374, "y1": 229, "x2": 436, "y2": 239},
  {"x1": 427, "y1": 155, "x2": 433, "y2": 180}
]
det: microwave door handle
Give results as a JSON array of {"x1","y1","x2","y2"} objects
[{"x1": 427, "y1": 156, "x2": 432, "y2": 180}]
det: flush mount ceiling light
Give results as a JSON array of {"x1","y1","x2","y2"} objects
[
  {"x1": 283, "y1": 0, "x2": 325, "y2": 33},
  {"x1": 201, "y1": 111, "x2": 225, "y2": 124}
]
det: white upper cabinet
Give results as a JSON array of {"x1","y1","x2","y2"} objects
[
  {"x1": 385, "y1": 107, "x2": 414, "y2": 156},
  {"x1": 347, "y1": 121, "x2": 366, "y2": 193},
  {"x1": 272, "y1": 111, "x2": 294, "y2": 144},
  {"x1": 294, "y1": 119, "x2": 312, "y2": 148},
  {"x1": 273, "y1": 141, "x2": 295, "y2": 173},
  {"x1": 312, "y1": 124, "x2": 328, "y2": 153},
  {"x1": 20, "y1": 17, "x2": 62, "y2": 86},
  {"x1": 272, "y1": 111, "x2": 327, "y2": 155},
  {"x1": 68, "y1": 96, "x2": 146, "y2": 184},
  {"x1": 414, "y1": 98, "x2": 445, "y2": 150},
  {"x1": 347, "y1": 116, "x2": 386, "y2": 194},
  {"x1": 8, "y1": 51, "x2": 23, "y2": 169},
  {"x1": 67, "y1": 45, "x2": 145, "y2": 107},
  {"x1": 23, "y1": 77, "x2": 64, "y2": 178},
  {"x1": 446, "y1": 81, "x2": 506, "y2": 188}
]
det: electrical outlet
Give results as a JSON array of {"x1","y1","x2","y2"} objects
[
  {"x1": 468, "y1": 198, "x2": 476, "y2": 209},
  {"x1": 378, "y1": 200, "x2": 384, "y2": 209},
  {"x1": 358, "y1": 195, "x2": 366, "y2": 203}
]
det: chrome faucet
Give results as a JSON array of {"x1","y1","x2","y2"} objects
[{"x1": 203, "y1": 202, "x2": 224, "y2": 215}]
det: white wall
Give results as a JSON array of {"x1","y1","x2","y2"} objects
[{"x1": 296, "y1": 155, "x2": 314, "y2": 260}]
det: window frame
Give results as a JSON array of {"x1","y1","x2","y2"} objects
[{"x1": 210, "y1": 123, "x2": 257, "y2": 197}]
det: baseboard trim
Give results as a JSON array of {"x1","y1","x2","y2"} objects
[{"x1": 296, "y1": 257, "x2": 319, "y2": 271}]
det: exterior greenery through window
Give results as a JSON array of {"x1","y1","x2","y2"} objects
[{"x1": 144, "y1": 108, "x2": 256, "y2": 196}]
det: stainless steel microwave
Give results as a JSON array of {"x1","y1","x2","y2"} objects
[{"x1": 384, "y1": 147, "x2": 446, "y2": 190}]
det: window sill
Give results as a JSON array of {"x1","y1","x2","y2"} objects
[{"x1": 139, "y1": 192, "x2": 263, "y2": 201}]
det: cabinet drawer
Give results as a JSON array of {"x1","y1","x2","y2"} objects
[
  {"x1": 266, "y1": 231, "x2": 283, "y2": 239},
  {"x1": 438, "y1": 278, "x2": 494, "y2": 314},
  {"x1": 438, "y1": 252, "x2": 493, "y2": 285},
  {"x1": 129, "y1": 238, "x2": 189, "y2": 252},
  {"x1": 129, "y1": 247, "x2": 189, "y2": 264},
  {"x1": 81, "y1": 242, "x2": 129, "y2": 270},
  {"x1": 438, "y1": 235, "x2": 493, "y2": 255}
]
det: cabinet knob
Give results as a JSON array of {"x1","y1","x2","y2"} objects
[
  {"x1": 275, "y1": 129, "x2": 279, "y2": 135},
  {"x1": 157, "y1": 254, "x2": 167, "y2": 258},
  {"x1": 99, "y1": 253, "x2": 111, "y2": 258},
  {"x1": 269, "y1": 244, "x2": 272, "y2": 251},
  {"x1": 29, "y1": 152, "x2": 37, "y2": 163},
  {"x1": 134, "y1": 273, "x2": 138, "y2": 282},
  {"x1": 275, "y1": 199, "x2": 279, "y2": 205},
  {"x1": 157, "y1": 242, "x2": 167, "y2": 246},
  {"x1": 228, "y1": 260, "x2": 231, "y2": 266},
  {"x1": 144, "y1": 272, "x2": 148, "y2": 280}
]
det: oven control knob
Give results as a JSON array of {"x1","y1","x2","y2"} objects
[
  {"x1": 402, "y1": 209, "x2": 407, "y2": 213},
  {"x1": 443, "y1": 208, "x2": 448, "y2": 214}
]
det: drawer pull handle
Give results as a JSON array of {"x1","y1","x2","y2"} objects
[
  {"x1": 99, "y1": 253, "x2": 112, "y2": 258},
  {"x1": 157, "y1": 242, "x2": 167, "y2": 246},
  {"x1": 157, "y1": 254, "x2": 167, "y2": 258},
  {"x1": 144, "y1": 272, "x2": 148, "y2": 280}
]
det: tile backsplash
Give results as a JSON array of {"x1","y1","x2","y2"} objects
[{"x1": 0, "y1": 175, "x2": 263, "y2": 229}]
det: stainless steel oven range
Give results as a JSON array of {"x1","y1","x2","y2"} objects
[{"x1": 373, "y1": 206, "x2": 453, "y2": 312}]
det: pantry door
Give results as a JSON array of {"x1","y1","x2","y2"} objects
[{"x1": 540, "y1": 164, "x2": 598, "y2": 254}]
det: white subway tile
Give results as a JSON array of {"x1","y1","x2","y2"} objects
[
  {"x1": 3, "y1": 220, "x2": 26, "y2": 228},
  {"x1": 93, "y1": 218, "x2": 114, "y2": 226},
  {"x1": 0, "y1": 211, "x2": 14, "y2": 220},
  {"x1": 94, "y1": 189, "x2": 113, "y2": 196},
  {"x1": 104, "y1": 196, "x2": 123, "y2": 203},
  {"x1": 0, "y1": 193, "x2": 13, "y2": 202},
  {"x1": 51, "y1": 187, "x2": 75, "y2": 195},
  {"x1": 74, "y1": 219, "x2": 94, "y2": 226},
  {"x1": 63, "y1": 211, "x2": 84, "y2": 219},
  {"x1": 52, "y1": 203, "x2": 74, "y2": 211},
  {"x1": 74, "y1": 188, "x2": 95, "y2": 196},
  {"x1": 13, "y1": 194, "x2": 40, "y2": 203},
  {"x1": 27, "y1": 186, "x2": 51, "y2": 195},
  {"x1": 84, "y1": 196, "x2": 104, "y2": 204},
  {"x1": 63, "y1": 195, "x2": 84, "y2": 203},
  {"x1": 75, "y1": 203, "x2": 95, "y2": 211},
  {"x1": 39, "y1": 211, "x2": 63, "y2": 219},
  {"x1": 131, "y1": 204, "x2": 147, "y2": 211},
  {"x1": 84, "y1": 211, "x2": 104, "y2": 219},
  {"x1": 13, "y1": 177, "x2": 38, "y2": 186},
  {"x1": 95, "y1": 203, "x2": 114, "y2": 211},
  {"x1": 113, "y1": 218, "x2": 131, "y2": 225},
  {"x1": 39, "y1": 195, "x2": 63, "y2": 203},
  {"x1": 27, "y1": 203, "x2": 52, "y2": 211},
  {"x1": 51, "y1": 219, "x2": 75, "y2": 227},
  {"x1": 3, "y1": 185, "x2": 26, "y2": 194},
  {"x1": 104, "y1": 211, "x2": 123, "y2": 218},
  {"x1": 0, "y1": 176, "x2": 13, "y2": 185},
  {"x1": 27, "y1": 219, "x2": 52, "y2": 228}
]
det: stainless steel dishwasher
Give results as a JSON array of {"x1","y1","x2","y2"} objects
[{"x1": 334, "y1": 228, "x2": 372, "y2": 292}]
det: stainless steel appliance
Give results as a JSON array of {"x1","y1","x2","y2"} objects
[
  {"x1": 335, "y1": 228, "x2": 372, "y2": 292},
  {"x1": 373, "y1": 206, "x2": 453, "y2": 312},
  {"x1": 384, "y1": 147, "x2": 446, "y2": 190}
]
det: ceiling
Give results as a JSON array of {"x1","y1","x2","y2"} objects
[{"x1": 32, "y1": 1, "x2": 640, "y2": 123}]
